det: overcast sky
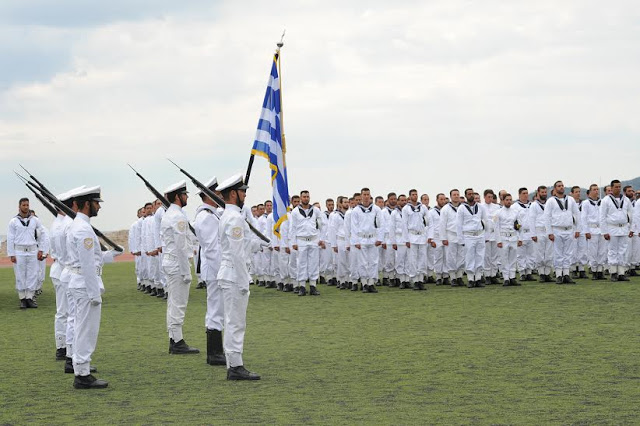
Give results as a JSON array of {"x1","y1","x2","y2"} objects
[{"x1": 2, "y1": 0, "x2": 639, "y2": 232}]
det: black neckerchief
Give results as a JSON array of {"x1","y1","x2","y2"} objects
[
  {"x1": 338, "y1": 211, "x2": 345, "y2": 220},
  {"x1": 448, "y1": 203, "x2": 458, "y2": 213},
  {"x1": 434, "y1": 206, "x2": 441, "y2": 216},
  {"x1": 16, "y1": 215, "x2": 31, "y2": 227},
  {"x1": 359, "y1": 204, "x2": 373, "y2": 213},
  {"x1": 409, "y1": 203, "x2": 421, "y2": 213},
  {"x1": 463, "y1": 203, "x2": 478, "y2": 215},
  {"x1": 385, "y1": 206, "x2": 393, "y2": 215},
  {"x1": 325, "y1": 211, "x2": 330, "y2": 218},
  {"x1": 395, "y1": 207, "x2": 403, "y2": 218},
  {"x1": 536, "y1": 200, "x2": 545, "y2": 211},
  {"x1": 609, "y1": 195, "x2": 624, "y2": 210},
  {"x1": 554, "y1": 196, "x2": 568, "y2": 211},
  {"x1": 589, "y1": 198, "x2": 600, "y2": 207},
  {"x1": 298, "y1": 206, "x2": 314, "y2": 218},
  {"x1": 517, "y1": 201, "x2": 529, "y2": 209}
]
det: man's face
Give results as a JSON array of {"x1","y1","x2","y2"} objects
[
  {"x1": 137, "y1": 209, "x2": 142, "y2": 218},
  {"x1": 387, "y1": 195, "x2": 397, "y2": 207},
  {"x1": 397, "y1": 195, "x2": 407, "y2": 208},
  {"x1": 625, "y1": 187, "x2": 634, "y2": 199},
  {"x1": 236, "y1": 189, "x2": 246, "y2": 208},
  {"x1": 409, "y1": 191, "x2": 418, "y2": 203},
  {"x1": 89, "y1": 200, "x2": 101, "y2": 217},
  {"x1": 588, "y1": 187, "x2": 599, "y2": 199},
  {"x1": 179, "y1": 193, "x2": 188, "y2": 208},
  {"x1": 604, "y1": 186, "x2": 612, "y2": 195},
  {"x1": 474, "y1": 194, "x2": 481, "y2": 203},
  {"x1": 354, "y1": 195, "x2": 361, "y2": 205},
  {"x1": 450, "y1": 191, "x2": 460, "y2": 203},
  {"x1": 265, "y1": 202, "x2": 273, "y2": 214},
  {"x1": 571, "y1": 188, "x2": 581, "y2": 201},
  {"x1": 154, "y1": 200, "x2": 163, "y2": 211},
  {"x1": 375, "y1": 198, "x2": 384, "y2": 208},
  {"x1": 499, "y1": 190, "x2": 507, "y2": 202},
  {"x1": 361, "y1": 191, "x2": 371, "y2": 206},
  {"x1": 349, "y1": 199, "x2": 356, "y2": 208},
  {"x1": 539, "y1": 188, "x2": 548, "y2": 201},
  {"x1": 145, "y1": 205, "x2": 152, "y2": 216},
  {"x1": 503, "y1": 196, "x2": 513, "y2": 208},
  {"x1": 291, "y1": 197, "x2": 300, "y2": 208},
  {"x1": 437, "y1": 194, "x2": 446, "y2": 208},
  {"x1": 340, "y1": 198, "x2": 349, "y2": 211},
  {"x1": 612, "y1": 182, "x2": 622, "y2": 197},
  {"x1": 326, "y1": 200, "x2": 334, "y2": 212},
  {"x1": 484, "y1": 194, "x2": 493, "y2": 204},
  {"x1": 465, "y1": 189, "x2": 474, "y2": 201},
  {"x1": 300, "y1": 193, "x2": 310, "y2": 206},
  {"x1": 251, "y1": 207, "x2": 257, "y2": 217},
  {"x1": 19, "y1": 201, "x2": 30, "y2": 215},
  {"x1": 257, "y1": 205, "x2": 265, "y2": 216},
  {"x1": 520, "y1": 190, "x2": 529, "y2": 203},
  {"x1": 421, "y1": 194, "x2": 429, "y2": 206},
  {"x1": 555, "y1": 182, "x2": 565, "y2": 196}
]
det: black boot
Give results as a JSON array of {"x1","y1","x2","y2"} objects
[
  {"x1": 282, "y1": 283, "x2": 291, "y2": 292},
  {"x1": 350, "y1": 283, "x2": 359, "y2": 292},
  {"x1": 227, "y1": 365, "x2": 260, "y2": 381},
  {"x1": 591, "y1": 272, "x2": 599, "y2": 281},
  {"x1": 277, "y1": 282, "x2": 284, "y2": 291},
  {"x1": 413, "y1": 282, "x2": 425, "y2": 291},
  {"x1": 476, "y1": 279, "x2": 485, "y2": 288},
  {"x1": 319, "y1": 276, "x2": 327, "y2": 284},
  {"x1": 467, "y1": 280, "x2": 475, "y2": 288},
  {"x1": 19, "y1": 299, "x2": 27, "y2": 309},
  {"x1": 196, "y1": 281, "x2": 207, "y2": 289},
  {"x1": 618, "y1": 274, "x2": 630, "y2": 282},
  {"x1": 150, "y1": 288, "x2": 158, "y2": 296},
  {"x1": 206, "y1": 329, "x2": 226, "y2": 365},
  {"x1": 73, "y1": 374, "x2": 108, "y2": 389},
  {"x1": 169, "y1": 339, "x2": 200, "y2": 354},
  {"x1": 503, "y1": 279, "x2": 511, "y2": 287},
  {"x1": 525, "y1": 274, "x2": 534, "y2": 282},
  {"x1": 579, "y1": 271, "x2": 587, "y2": 279},
  {"x1": 56, "y1": 347, "x2": 67, "y2": 361},
  {"x1": 597, "y1": 271, "x2": 605, "y2": 280},
  {"x1": 629, "y1": 269, "x2": 638, "y2": 277},
  {"x1": 368, "y1": 284, "x2": 379, "y2": 293},
  {"x1": 490, "y1": 276, "x2": 499, "y2": 285},
  {"x1": 443, "y1": 277, "x2": 451, "y2": 286},
  {"x1": 298, "y1": 286, "x2": 307, "y2": 296},
  {"x1": 564, "y1": 275, "x2": 576, "y2": 284},
  {"x1": 610, "y1": 273, "x2": 618, "y2": 282},
  {"x1": 556, "y1": 276, "x2": 564, "y2": 284},
  {"x1": 26, "y1": 298, "x2": 38, "y2": 308},
  {"x1": 435, "y1": 279, "x2": 442, "y2": 286},
  {"x1": 457, "y1": 278, "x2": 464, "y2": 286},
  {"x1": 144, "y1": 285, "x2": 152, "y2": 293},
  {"x1": 309, "y1": 286, "x2": 320, "y2": 296},
  {"x1": 382, "y1": 277, "x2": 390, "y2": 286},
  {"x1": 156, "y1": 288, "x2": 165, "y2": 298}
]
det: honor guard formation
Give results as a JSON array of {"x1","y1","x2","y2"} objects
[{"x1": 7, "y1": 176, "x2": 640, "y2": 389}]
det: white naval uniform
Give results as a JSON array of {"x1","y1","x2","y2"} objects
[
  {"x1": 439, "y1": 203, "x2": 465, "y2": 280},
  {"x1": 7, "y1": 213, "x2": 45, "y2": 300},
  {"x1": 513, "y1": 201, "x2": 535, "y2": 276},
  {"x1": 529, "y1": 200, "x2": 553, "y2": 276},
  {"x1": 154, "y1": 207, "x2": 166, "y2": 288},
  {"x1": 128, "y1": 218, "x2": 142, "y2": 284},
  {"x1": 344, "y1": 208, "x2": 358, "y2": 282},
  {"x1": 495, "y1": 206, "x2": 522, "y2": 280},
  {"x1": 483, "y1": 203, "x2": 500, "y2": 278},
  {"x1": 349, "y1": 204, "x2": 384, "y2": 285},
  {"x1": 428, "y1": 206, "x2": 447, "y2": 280},
  {"x1": 581, "y1": 198, "x2": 607, "y2": 273},
  {"x1": 320, "y1": 211, "x2": 334, "y2": 280},
  {"x1": 66, "y1": 213, "x2": 117, "y2": 376},
  {"x1": 632, "y1": 200, "x2": 640, "y2": 268},
  {"x1": 217, "y1": 204, "x2": 261, "y2": 368},
  {"x1": 390, "y1": 207, "x2": 407, "y2": 282},
  {"x1": 266, "y1": 213, "x2": 279, "y2": 280},
  {"x1": 36, "y1": 226, "x2": 50, "y2": 290},
  {"x1": 545, "y1": 196, "x2": 581, "y2": 278},
  {"x1": 290, "y1": 205, "x2": 324, "y2": 287},
  {"x1": 572, "y1": 201, "x2": 588, "y2": 272},
  {"x1": 382, "y1": 206, "x2": 396, "y2": 279},
  {"x1": 328, "y1": 210, "x2": 349, "y2": 284},
  {"x1": 402, "y1": 202, "x2": 429, "y2": 284},
  {"x1": 143, "y1": 215, "x2": 160, "y2": 289},
  {"x1": 58, "y1": 215, "x2": 76, "y2": 358},
  {"x1": 160, "y1": 204, "x2": 194, "y2": 342},
  {"x1": 286, "y1": 210, "x2": 299, "y2": 286},
  {"x1": 456, "y1": 203, "x2": 487, "y2": 281},
  {"x1": 273, "y1": 214, "x2": 289, "y2": 285},
  {"x1": 50, "y1": 214, "x2": 70, "y2": 350},
  {"x1": 599, "y1": 194, "x2": 634, "y2": 275},
  {"x1": 194, "y1": 204, "x2": 224, "y2": 331},
  {"x1": 257, "y1": 213, "x2": 271, "y2": 282}
]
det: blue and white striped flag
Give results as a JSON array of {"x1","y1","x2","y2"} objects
[{"x1": 251, "y1": 53, "x2": 290, "y2": 237}]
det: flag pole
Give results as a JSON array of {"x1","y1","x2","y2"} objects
[{"x1": 245, "y1": 31, "x2": 286, "y2": 186}]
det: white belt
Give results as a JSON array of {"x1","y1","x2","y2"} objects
[
  {"x1": 536, "y1": 226, "x2": 546, "y2": 232},
  {"x1": 609, "y1": 223, "x2": 627, "y2": 228},
  {"x1": 14, "y1": 244, "x2": 37, "y2": 253},
  {"x1": 69, "y1": 266, "x2": 103, "y2": 276},
  {"x1": 589, "y1": 223, "x2": 600, "y2": 228},
  {"x1": 463, "y1": 230, "x2": 483, "y2": 237},
  {"x1": 500, "y1": 231, "x2": 516, "y2": 237},
  {"x1": 298, "y1": 235, "x2": 317, "y2": 242},
  {"x1": 358, "y1": 233, "x2": 375, "y2": 239},
  {"x1": 337, "y1": 236, "x2": 346, "y2": 241},
  {"x1": 521, "y1": 228, "x2": 530, "y2": 233},
  {"x1": 552, "y1": 226, "x2": 572, "y2": 232},
  {"x1": 409, "y1": 230, "x2": 424, "y2": 236}
]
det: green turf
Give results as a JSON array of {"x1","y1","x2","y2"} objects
[{"x1": 1, "y1": 263, "x2": 639, "y2": 424}]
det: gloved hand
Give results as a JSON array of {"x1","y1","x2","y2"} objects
[
  {"x1": 114, "y1": 246, "x2": 125, "y2": 257},
  {"x1": 90, "y1": 296, "x2": 102, "y2": 306},
  {"x1": 183, "y1": 274, "x2": 192, "y2": 284}
]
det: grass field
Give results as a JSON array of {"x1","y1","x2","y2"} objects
[{"x1": 1, "y1": 262, "x2": 639, "y2": 424}]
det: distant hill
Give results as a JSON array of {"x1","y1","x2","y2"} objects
[{"x1": 622, "y1": 176, "x2": 640, "y2": 189}]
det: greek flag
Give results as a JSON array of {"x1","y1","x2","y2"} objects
[{"x1": 251, "y1": 53, "x2": 290, "y2": 237}]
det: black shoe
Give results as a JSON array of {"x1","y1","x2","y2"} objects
[
  {"x1": 19, "y1": 299, "x2": 27, "y2": 309},
  {"x1": 563, "y1": 275, "x2": 576, "y2": 284},
  {"x1": 450, "y1": 280, "x2": 459, "y2": 287},
  {"x1": 361, "y1": 284, "x2": 368, "y2": 293},
  {"x1": 368, "y1": 284, "x2": 379, "y2": 293},
  {"x1": 398, "y1": 282, "x2": 406, "y2": 289},
  {"x1": 579, "y1": 271, "x2": 587, "y2": 279},
  {"x1": 35, "y1": 289, "x2": 42, "y2": 296},
  {"x1": 196, "y1": 281, "x2": 207, "y2": 289},
  {"x1": 169, "y1": 339, "x2": 200, "y2": 354},
  {"x1": 525, "y1": 274, "x2": 533, "y2": 281},
  {"x1": 591, "y1": 273, "x2": 599, "y2": 281},
  {"x1": 597, "y1": 271, "x2": 605, "y2": 280},
  {"x1": 476, "y1": 280, "x2": 485, "y2": 288},
  {"x1": 467, "y1": 281, "x2": 475, "y2": 288},
  {"x1": 556, "y1": 276, "x2": 564, "y2": 284},
  {"x1": 26, "y1": 298, "x2": 38, "y2": 308},
  {"x1": 427, "y1": 276, "x2": 436, "y2": 284},
  {"x1": 503, "y1": 279, "x2": 511, "y2": 287},
  {"x1": 150, "y1": 288, "x2": 158, "y2": 296},
  {"x1": 539, "y1": 274, "x2": 547, "y2": 283},
  {"x1": 298, "y1": 286, "x2": 307, "y2": 296},
  {"x1": 267, "y1": 281, "x2": 277, "y2": 289},
  {"x1": 319, "y1": 276, "x2": 327, "y2": 284},
  {"x1": 137, "y1": 283, "x2": 143, "y2": 291},
  {"x1": 571, "y1": 271, "x2": 580, "y2": 279},
  {"x1": 629, "y1": 269, "x2": 638, "y2": 277},
  {"x1": 309, "y1": 286, "x2": 320, "y2": 296},
  {"x1": 618, "y1": 274, "x2": 630, "y2": 282},
  {"x1": 490, "y1": 276, "x2": 499, "y2": 285},
  {"x1": 610, "y1": 273, "x2": 618, "y2": 282},
  {"x1": 511, "y1": 279, "x2": 521, "y2": 286},
  {"x1": 350, "y1": 283, "x2": 359, "y2": 292},
  {"x1": 206, "y1": 329, "x2": 226, "y2": 366},
  {"x1": 435, "y1": 279, "x2": 442, "y2": 286},
  {"x1": 282, "y1": 284, "x2": 292, "y2": 292},
  {"x1": 73, "y1": 374, "x2": 108, "y2": 389},
  {"x1": 544, "y1": 274, "x2": 554, "y2": 283},
  {"x1": 277, "y1": 282, "x2": 284, "y2": 291},
  {"x1": 163, "y1": 292, "x2": 168, "y2": 300},
  {"x1": 156, "y1": 289, "x2": 165, "y2": 298},
  {"x1": 56, "y1": 347, "x2": 67, "y2": 361},
  {"x1": 457, "y1": 278, "x2": 464, "y2": 286},
  {"x1": 443, "y1": 277, "x2": 451, "y2": 286},
  {"x1": 227, "y1": 365, "x2": 260, "y2": 381},
  {"x1": 143, "y1": 285, "x2": 151, "y2": 293}
]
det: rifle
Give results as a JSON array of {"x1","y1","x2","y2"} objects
[
  {"x1": 167, "y1": 159, "x2": 270, "y2": 243},
  {"x1": 16, "y1": 169, "x2": 121, "y2": 252},
  {"x1": 127, "y1": 164, "x2": 196, "y2": 235},
  {"x1": 15, "y1": 172, "x2": 58, "y2": 218}
]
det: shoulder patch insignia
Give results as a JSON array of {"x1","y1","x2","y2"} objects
[
  {"x1": 177, "y1": 221, "x2": 186, "y2": 232},
  {"x1": 83, "y1": 238, "x2": 94, "y2": 250},
  {"x1": 231, "y1": 226, "x2": 243, "y2": 239}
]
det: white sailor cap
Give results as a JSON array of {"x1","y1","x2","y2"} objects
[
  {"x1": 164, "y1": 180, "x2": 188, "y2": 196},
  {"x1": 69, "y1": 185, "x2": 103, "y2": 202},
  {"x1": 196, "y1": 177, "x2": 218, "y2": 196},
  {"x1": 58, "y1": 185, "x2": 86, "y2": 202},
  {"x1": 217, "y1": 173, "x2": 249, "y2": 192}
]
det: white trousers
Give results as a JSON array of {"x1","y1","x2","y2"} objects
[
  {"x1": 37, "y1": 259, "x2": 46, "y2": 289},
  {"x1": 356, "y1": 244, "x2": 379, "y2": 282},
  {"x1": 277, "y1": 250, "x2": 289, "y2": 281},
  {"x1": 13, "y1": 254, "x2": 38, "y2": 298},
  {"x1": 607, "y1": 235, "x2": 630, "y2": 268},
  {"x1": 65, "y1": 281, "x2": 76, "y2": 356},
  {"x1": 70, "y1": 287, "x2": 101, "y2": 376},
  {"x1": 349, "y1": 244, "x2": 359, "y2": 280},
  {"x1": 52, "y1": 277, "x2": 69, "y2": 350},
  {"x1": 499, "y1": 241, "x2": 518, "y2": 279},
  {"x1": 297, "y1": 244, "x2": 320, "y2": 283},
  {"x1": 463, "y1": 236, "x2": 485, "y2": 279},
  {"x1": 516, "y1": 239, "x2": 535, "y2": 274},
  {"x1": 320, "y1": 245, "x2": 334, "y2": 276},
  {"x1": 288, "y1": 249, "x2": 298, "y2": 285},
  {"x1": 219, "y1": 281, "x2": 249, "y2": 368},
  {"x1": 394, "y1": 245, "x2": 407, "y2": 278},
  {"x1": 134, "y1": 255, "x2": 141, "y2": 283},
  {"x1": 406, "y1": 244, "x2": 427, "y2": 282},
  {"x1": 165, "y1": 273, "x2": 191, "y2": 341},
  {"x1": 205, "y1": 278, "x2": 224, "y2": 331},
  {"x1": 631, "y1": 236, "x2": 640, "y2": 266},
  {"x1": 534, "y1": 235, "x2": 554, "y2": 275},
  {"x1": 484, "y1": 241, "x2": 499, "y2": 277},
  {"x1": 553, "y1": 233, "x2": 574, "y2": 276},
  {"x1": 587, "y1": 235, "x2": 607, "y2": 272},
  {"x1": 432, "y1": 241, "x2": 446, "y2": 278},
  {"x1": 335, "y1": 243, "x2": 350, "y2": 282},
  {"x1": 445, "y1": 242, "x2": 465, "y2": 279},
  {"x1": 572, "y1": 235, "x2": 588, "y2": 270}
]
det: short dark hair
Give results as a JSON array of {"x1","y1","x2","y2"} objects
[
  {"x1": 19, "y1": 197, "x2": 29, "y2": 205},
  {"x1": 398, "y1": 194, "x2": 407, "y2": 199},
  {"x1": 518, "y1": 187, "x2": 528, "y2": 195},
  {"x1": 623, "y1": 185, "x2": 632, "y2": 192},
  {"x1": 375, "y1": 196, "x2": 383, "y2": 201},
  {"x1": 611, "y1": 179, "x2": 621, "y2": 187},
  {"x1": 537, "y1": 185, "x2": 546, "y2": 192},
  {"x1": 588, "y1": 184, "x2": 598, "y2": 191},
  {"x1": 450, "y1": 189, "x2": 459, "y2": 196},
  {"x1": 326, "y1": 198, "x2": 334, "y2": 203},
  {"x1": 504, "y1": 193, "x2": 512, "y2": 200},
  {"x1": 353, "y1": 192, "x2": 361, "y2": 198},
  {"x1": 483, "y1": 189, "x2": 494, "y2": 197},
  {"x1": 436, "y1": 193, "x2": 445, "y2": 199},
  {"x1": 256, "y1": 203, "x2": 264, "y2": 208},
  {"x1": 387, "y1": 192, "x2": 396, "y2": 199},
  {"x1": 361, "y1": 188, "x2": 370, "y2": 194},
  {"x1": 571, "y1": 186, "x2": 580, "y2": 193},
  {"x1": 464, "y1": 188, "x2": 473, "y2": 195},
  {"x1": 408, "y1": 189, "x2": 417, "y2": 196},
  {"x1": 144, "y1": 202, "x2": 153, "y2": 208},
  {"x1": 554, "y1": 180, "x2": 563, "y2": 188},
  {"x1": 264, "y1": 200, "x2": 272, "y2": 205},
  {"x1": 300, "y1": 190, "x2": 309, "y2": 196},
  {"x1": 291, "y1": 195, "x2": 300, "y2": 201}
]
